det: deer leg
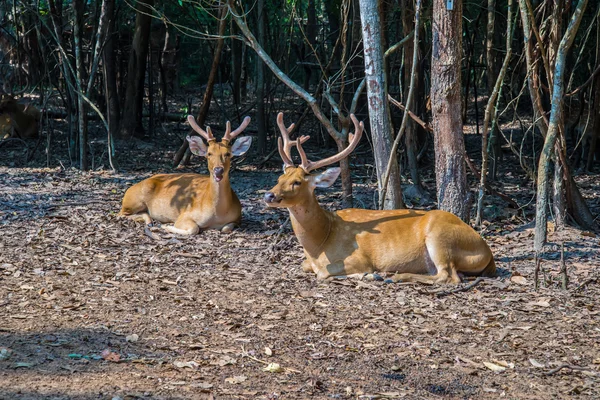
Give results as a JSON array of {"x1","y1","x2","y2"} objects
[
  {"x1": 301, "y1": 259, "x2": 315, "y2": 273},
  {"x1": 316, "y1": 256, "x2": 372, "y2": 280},
  {"x1": 220, "y1": 223, "x2": 237, "y2": 234},
  {"x1": 122, "y1": 212, "x2": 152, "y2": 225},
  {"x1": 387, "y1": 268, "x2": 461, "y2": 285},
  {"x1": 164, "y1": 217, "x2": 200, "y2": 235}
]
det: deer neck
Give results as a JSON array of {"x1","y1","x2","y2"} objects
[
  {"x1": 288, "y1": 195, "x2": 333, "y2": 257},
  {"x1": 209, "y1": 175, "x2": 234, "y2": 213}
]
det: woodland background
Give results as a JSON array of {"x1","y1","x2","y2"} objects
[{"x1": 0, "y1": 0, "x2": 599, "y2": 398}]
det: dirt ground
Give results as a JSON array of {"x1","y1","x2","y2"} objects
[{"x1": 1, "y1": 126, "x2": 600, "y2": 399}]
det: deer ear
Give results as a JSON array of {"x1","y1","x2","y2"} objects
[
  {"x1": 187, "y1": 135, "x2": 207, "y2": 156},
  {"x1": 231, "y1": 136, "x2": 252, "y2": 156},
  {"x1": 310, "y1": 167, "x2": 341, "y2": 188}
]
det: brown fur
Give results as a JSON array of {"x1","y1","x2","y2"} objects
[
  {"x1": 265, "y1": 167, "x2": 496, "y2": 285},
  {"x1": 0, "y1": 96, "x2": 40, "y2": 139},
  {"x1": 119, "y1": 136, "x2": 251, "y2": 235}
]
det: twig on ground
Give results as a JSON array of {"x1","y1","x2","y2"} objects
[
  {"x1": 544, "y1": 363, "x2": 599, "y2": 376},
  {"x1": 433, "y1": 277, "x2": 486, "y2": 297},
  {"x1": 573, "y1": 274, "x2": 599, "y2": 291}
]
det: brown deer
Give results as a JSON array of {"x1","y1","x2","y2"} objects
[
  {"x1": 119, "y1": 115, "x2": 252, "y2": 235},
  {"x1": 0, "y1": 95, "x2": 40, "y2": 139},
  {"x1": 264, "y1": 112, "x2": 496, "y2": 285}
]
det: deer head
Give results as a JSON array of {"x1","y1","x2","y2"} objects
[
  {"x1": 264, "y1": 112, "x2": 363, "y2": 207},
  {"x1": 186, "y1": 115, "x2": 252, "y2": 183}
]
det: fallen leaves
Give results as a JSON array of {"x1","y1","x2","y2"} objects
[
  {"x1": 262, "y1": 362, "x2": 284, "y2": 373},
  {"x1": 225, "y1": 375, "x2": 247, "y2": 384},
  {"x1": 483, "y1": 361, "x2": 506, "y2": 372}
]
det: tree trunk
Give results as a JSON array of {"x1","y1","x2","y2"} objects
[
  {"x1": 486, "y1": 0, "x2": 496, "y2": 92},
  {"x1": 231, "y1": 22, "x2": 242, "y2": 106},
  {"x1": 73, "y1": 0, "x2": 88, "y2": 170},
  {"x1": 102, "y1": 0, "x2": 119, "y2": 138},
  {"x1": 256, "y1": 0, "x2": 267, "y2": 154},
  {"x1": 587, "y1": 20, "x2": 600, "y2": 172},
  {"x1": 534, "y1": 0, "x2": 588, "y2": 251},
  {"x1": 119, "y1": 0, "x2": 153, "y2": 138},
  {"x1": 359, "y1": 0, "x2": 404, "y2": 210},
  {"x1": 172, "y1": 6, "x2": 228, "y2": 167},
  {"x1": 431, "y1": 0, "x2": 469, "y2": 221},
  {"x1": 401, "y1": 0, "x2": 422, "y2": 189}
]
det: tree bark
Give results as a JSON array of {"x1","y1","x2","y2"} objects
[
  {"x1": 431, "y1": 0, "x2": 469, "y2": 221},
  {"x1": 359, "y1": 0, "x2": 404, "y2": 210},
  {"x1": 73, "y1": 0, "x2": 88, "y2": 170},
  {"x1": 103, "y1": 0, "x2": 119, "y2": 138},
  {"x1": 231, "y1": 22, "x2": 243, "y2": 106},
  {"x1": 534, "y1": 0, "x2": 588, "y2": 251},
  {"x1": 256, "y1": 0, "x2": 267, "y2": 154},
  {"x1": 401, "y1": 0, "x2": 422, "y2": 189},
  {"x1": 486, "y1": 0, "x2": 497, "y2": 92},
  {"x1": 119, "y1": 0, "x2": 153, "y2": 138}
]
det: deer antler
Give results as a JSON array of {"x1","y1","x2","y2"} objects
[
  {"x1": 187, "y1": 115, "x2": 216, "y2": 142},
  {"x1": 223, "y1": 116, "x2": 251, "y2": 143},
  {"x1": 296, "y1": 114, "x2": 364, "y2": 173},
  {"x1": 276, "y1": 112, "x2": 309, "y2": 168}
]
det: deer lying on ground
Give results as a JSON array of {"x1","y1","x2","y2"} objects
[
  {"x1": 0, "y1": 95, "x2": 41, "y2": 139},
  {"x1": 263, "y1": 112, "x2": 496, "y2": 285},
  {"x1": 119, "y1": 115, "x2": 252, "y2": 235}
]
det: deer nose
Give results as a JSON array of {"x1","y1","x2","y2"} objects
[
  {"x1": 213, "y1": 167, "x2": 224, "y2": 176},
  {"x1": 264, "y1": 192, "x2": 276, "y2": 203}
]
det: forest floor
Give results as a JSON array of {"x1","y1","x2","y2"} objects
[{"x1": 1, "y1": 114, "x2": 600, "y2": 399}]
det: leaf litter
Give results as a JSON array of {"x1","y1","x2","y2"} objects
[{"x1": 1, "y1": 157, "x2": 600, "y2": 399}]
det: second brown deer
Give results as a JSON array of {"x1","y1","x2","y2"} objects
[
  {"x1": 119, "y1": 116, "x2": 252, "y2": 235},
  {"x1": 264, "y1": 112, "x2": 495, "y2": 285}
]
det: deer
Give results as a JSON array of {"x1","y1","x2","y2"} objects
[
  {"x1": 119, "y1": 115, "x2": 252, "y2": 235},
  {"x1": 0, "y1": 95, "x2": 40, "y2": 140},
  {"x1": 263, "y1": 112, "x2": 496, "y2": 285}
]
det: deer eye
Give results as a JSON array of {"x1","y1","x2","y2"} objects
[
  {"x1": 292, "y1": 181, "x2": 302, "y2": 187},
  {"x1": 225, "y1": 153, "x2": 231, "y2": 158},
  {"x1": 207, "y1": 152, "x2": 213, "y2": 157}
]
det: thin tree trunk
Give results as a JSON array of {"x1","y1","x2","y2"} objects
[
  {"x1": 588, "y1": 65, "x2": 600, "y2": 172},
  {"x1": 119, "y1": 0, "x2": 153, "y2": 138},
  {"x1": 159, "y1": 25, "x2": 170, "y2": 113},
  {"x1": 172, "y1": 6, "x2": 228, "y2": 167},
  {"x1": 256, "y1": 0, "x2": 267, "y2": 154},
  {"x1": 431, "y1": 0, "x2": 469, "y2": 221},
  {"x1": 231, "y1": 22, "x2": 242, "y2": 106},
  {"x1": 359, "y1": 0, "x2": 404, "y2": 210},
  {"x1": 103, "y1": 0, "x2": 119, "y2": 138},
  {"x1": 486, "y1": 0, "x2": 497, "y2": 92},
  {"x1": 401, "y1": 0, "x2": 422, "y2": 189},
  {"x1": 476, "y1": 0, "x2": 514, "y2": 227},
  {"x1": 73, "y1": 0, "x2": 88, "y2": 170},
  {"x1": 534, "y1": 0, "x2": 588, "y2": 251}
]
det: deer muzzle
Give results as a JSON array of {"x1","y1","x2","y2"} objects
[
  {"x1": 213, "y1": 167, "x2": 224, "y2": 182},
  {"x1": 264, "y1": 192, "x2": 279, "y2": 204}
]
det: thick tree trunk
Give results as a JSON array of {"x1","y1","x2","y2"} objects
[
  {"x1": 359, "y1": 0, "x2": 404, "y2": 210},
  {"x1": 119, "y1": 0, "x2": 153, "y2": 138},
  {"x1": 431, "y1": 0, "x2": 469, "y2": 221},
  {"x1": 103, "y1": 0, "x2": 119, "y2": 137}
]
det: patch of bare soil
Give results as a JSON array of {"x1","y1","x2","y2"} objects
[{"x1": 1, "y1": 157, "x2": 599, "y2": 399}]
